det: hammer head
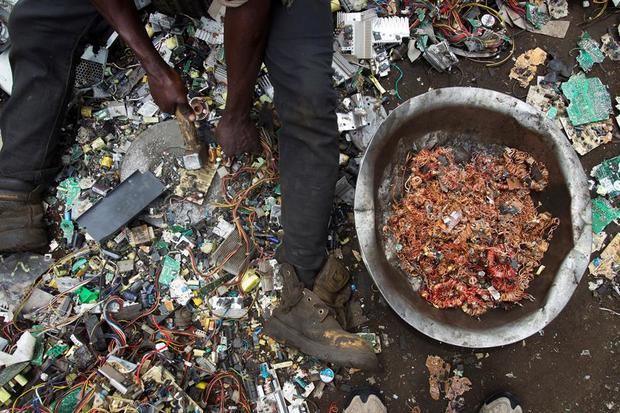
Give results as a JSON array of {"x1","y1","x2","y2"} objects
[
  {"x1": 176, "y1": 107, "x2": 209, "y2": 170},
  {"x1": 182, "y1": 144, "x2": 210, "y2": 170}
]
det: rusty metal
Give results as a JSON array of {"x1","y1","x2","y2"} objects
[{"x1": 354, "y1": 87, "x2": 591, "y2": 348}]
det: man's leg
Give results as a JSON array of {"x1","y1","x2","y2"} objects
[
  {"x1": 0, "y1": 0, "x2": 102, "y2": 185},
  {"x1": 214, "y1": 0, "x2": 270, "y2": 156},
  {"x1": 0, "y1": 0, "x2": 103, "y2": 252},
  {"x1": 264, "y1": 0, "x2": 340, "y2": 288},
  {"x1": 242, "y1": 0, "x2": 377, "y2": 370}
]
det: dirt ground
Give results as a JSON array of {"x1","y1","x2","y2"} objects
[{"x1": 321, "y1": 4, "x2": 620, "y2": 413}]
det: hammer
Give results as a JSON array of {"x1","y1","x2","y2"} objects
[{"x1": 176, "y1": 108, "x2": 209, "y2": 170}]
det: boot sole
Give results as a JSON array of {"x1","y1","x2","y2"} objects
[
  {"x1": 0, "y1": 228, "x2": 48, "y2": 253},
  {"x1": 263, "y1": 316, "x2": 379, "y2": 371}
]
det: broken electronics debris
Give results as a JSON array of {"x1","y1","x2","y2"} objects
[
  {"x1": 0, "y1": 4, "x2": 385, "y2": 410},
  {"x1": 0, "y1": 1, "x2": 618, "y2": 411}
]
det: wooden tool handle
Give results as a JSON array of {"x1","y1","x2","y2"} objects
[{"x1": 175, "y1": 108, "x2": 199, "y2": 150}]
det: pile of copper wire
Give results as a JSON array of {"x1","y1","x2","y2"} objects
[{"x1": 386, "y1": 146, "x2": 560, "y2": 316}]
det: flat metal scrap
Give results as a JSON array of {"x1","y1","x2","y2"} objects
[
  {"x1": 338, "y1": 94, "x2": 387, "y2": 151},
  {"x1": 0, "y1": 254, "x2": 53, "y2": 322},
  {"x1": 423, "y1": 41, "x2": 459, "y2": 72},
  {"x1": 332, "y1": 50, "x2": 357, "y2": 85},
  {"x1": 335, "y1": 176, "x2": 355, "y2": 205}
]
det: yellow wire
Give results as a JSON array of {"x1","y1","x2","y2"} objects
[
  {"x1": 11, "y1": 384, "x2": 69, "y2": 412},
  {"x1": 591, "y1": 0, "x2": 609, "y2": 20},
  {"x1": 435, "y1": 1, "x2": 512, "y2": 67},
  {"x1": 434, "y1": 23, "x2": 458, "y2": 32},
  {"x1": 11, "y1": 383, "x2": 45, "y2": 412},
  {"x1": 473, "y1": 39, "x2": 516, "y2": 67}
]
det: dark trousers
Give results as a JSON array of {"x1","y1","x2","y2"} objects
[
  {"x1": 0, "y1": 0, "x2": 104, "y2": 184},
  {"x1": 0, "y1": 0, "x2": 339, "y2": 283}
]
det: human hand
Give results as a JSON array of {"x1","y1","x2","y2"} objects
[
  {"x1": 215, "y1": 112, "x2": 262, "y2": 157},
  {"x1": 146, "y1": 64, "x2": 195, "y2": 121}
]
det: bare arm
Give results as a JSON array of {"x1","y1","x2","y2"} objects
[
  {"x1": 90, "y1": 0, "x2": 193, "y2": 118},
  {"x1": 215, "y1": 0, "x2": 271, "y2": 156}
]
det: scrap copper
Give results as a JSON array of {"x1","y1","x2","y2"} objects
[
  {"x1": 426, "y1": 355, "x2": 451, "y2": 401},
  {"x1": 425, "y1": 355, "x2": 472, "y2": 413},
  {"x1": 386, "y1": 147, "x2": 559, "y2": 316}
]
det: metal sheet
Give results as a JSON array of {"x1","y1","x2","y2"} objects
[
  {"x1": 77, "y1": 171, "x2": 166, "y2": 242},
  {"x1": 120, "y1": 120, "x2": 185, "y2": 182}
]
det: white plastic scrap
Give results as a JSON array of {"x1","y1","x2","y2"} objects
[
  {"x1": 170, "y1": 277, "x2": 193, "y2": 306},
  {"x1": 337, "y1": 10, "x2": 409, "y2": 59},
  {"x1": 148, "y1": 12, "x2": 175, "y2": 32},
  {"x1": 443, "y1": 210, "x2": 463, "y2": 231},
  {"x1": 371, "y1": 17, "x2": 410, "y2": 44},
  {"x1": 0, "y1": 332, "x2": 36, "y2": 367},
  {"x1": 213, "y1": 217, "x2": 235, "y2": 238},
  {"x1": 194, "y1": 17, "x2": 224, "y2": 45},
  {"x1": 548, "y1": 0, "x2": 569, "y2": 19},
  {"x1": 336, "y1": 9, "x2": 377, "y2": 30}
]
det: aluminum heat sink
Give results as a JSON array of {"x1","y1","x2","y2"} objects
[{"x1": 212, "y1": 229, "x2": 255, "y2": 276}]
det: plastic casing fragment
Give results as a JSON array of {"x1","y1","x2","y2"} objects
[{"x1": 354, "y1": 87, "x2": 592, "y2": 348}]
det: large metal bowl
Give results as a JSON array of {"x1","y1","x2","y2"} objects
[{"x1": 354, "y1": 87, "x2": 592, "y2": 348}]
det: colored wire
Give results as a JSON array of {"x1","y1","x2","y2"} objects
[
  {"x1": 391, "y1": 63, "x2": 404, "y2": 101},
  {"x1": 103, "y1": 296, "x2": 128, "y2": 352},
  {"x1": 590, "y1": 0, "x2": 609, "y2": 20},
  {"x1": 202, "y1": 371, "x2": 251, "y2": 412}
]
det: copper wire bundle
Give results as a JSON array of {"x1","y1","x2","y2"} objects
[{"x1": 386, "y1": 146, "x2": 559, "y2": 316}]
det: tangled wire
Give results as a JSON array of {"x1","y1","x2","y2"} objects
[{"x1": 386, "y1": 146, "x2": 559, "y2": 316}]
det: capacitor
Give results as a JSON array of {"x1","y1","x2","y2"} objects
[
  {"x1": 121, "y1": 291, "x2": 137, "y2": 302},
  {"x1": 481, "y1": 14, "x2": 496, "y2": 28}
]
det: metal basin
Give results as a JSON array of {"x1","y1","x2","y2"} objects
[{"x1": 354, "y1": 87, "x2": 592, "y2": 348}]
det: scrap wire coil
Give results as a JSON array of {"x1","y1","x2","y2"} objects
[{"x1": 386, "y1": 146, "x2": 559, "y2": 316}]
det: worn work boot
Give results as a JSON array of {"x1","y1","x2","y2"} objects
[
  {"x1": 312, "y1": 255, "x2": 352, "y2": 328},
  {"x1": 263, "y1": 263, "x2": 379, "y2": 371},
  {"x1": 273, "y1": 242, "x2": 316, "y2": 289},
  {"x1": 0, "y1": 178, "x2": 48, "y2": 253}
]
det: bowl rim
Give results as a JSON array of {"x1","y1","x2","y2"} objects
[{"x1": 354, "y1": 87, "x2": 592, "y2": 348}]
